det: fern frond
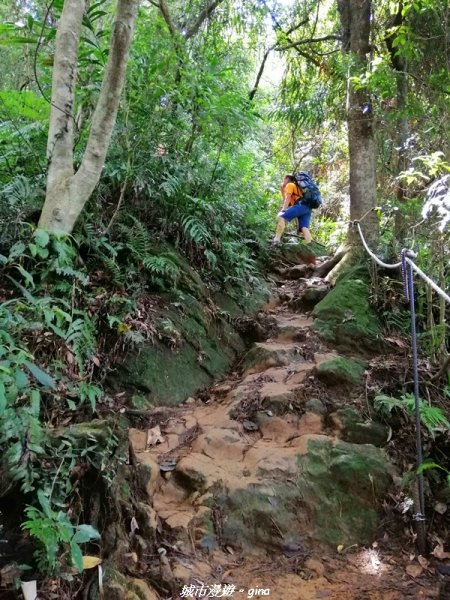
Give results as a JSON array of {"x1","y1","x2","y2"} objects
[
  {"x1": 181, "y1": 215, "x2": 211, "y2": 245},
  {"x1": 142, "y1": 254, "x2": 180, "y2": 289},
  {"x1": 102, "y1": 255, "x2": 126, "y2": 285}
]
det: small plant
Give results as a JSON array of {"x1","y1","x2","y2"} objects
[
  {"x1": 374, "y1": 392, "x2": 450, "y2": 437},
  {"x1": 23, "y1": 491, "x2": 100, "y2": 574}
]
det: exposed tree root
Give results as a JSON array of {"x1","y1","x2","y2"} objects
[
  {"x1": 314, "y1": 249, "x2": 346, "y2": 278},
  {"x1": 324, "y1": 245, "x2": 358, "y2": 285}
]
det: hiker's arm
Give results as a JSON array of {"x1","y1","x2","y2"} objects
[{"x1": 282, "y1": 191, "x2": 292, "y2": 210}]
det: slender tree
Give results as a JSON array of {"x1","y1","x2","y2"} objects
[
  {"x1": 338, "y1": 0, "x2": 378, "y2": 246},
  {"x1": 38, "y1": 0, "x2": 139, "y2": 234}
]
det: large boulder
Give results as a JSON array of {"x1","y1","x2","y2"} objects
[
  {"x1": 220, "y1": 436, "x2": 394, "y2": 552},
  {"x1": 115, "y1": 285, "x2": 271, "y2": 406},
  {"x1": 269, "y1": 241, "x2": 327, "y2": 266},
  {"x1": 312, "y1": 278, "x2": 380, "y2": 349},
  {"x1": 297, "y1": 437, "x2": 394, "y2": 545}
]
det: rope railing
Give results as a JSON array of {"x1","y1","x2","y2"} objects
[
  {"x1": 352, "y1": 218, "x2": 449, "y2": 554},
  {"x1": 353, "y1": 220, "x2": 450, "y2": 304},
  {"x1": 354, "y1": 222, "x2": 402, "y2": 269},
  {"x1": 406, "y1": 259, "x2": 450, "y2": 305}
]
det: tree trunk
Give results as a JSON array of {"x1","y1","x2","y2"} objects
[
  {"x1": 38, "y1": 0, "x2": 139, "y2": 234},
  {"x1": 385, "y1": 1, "x2": 409, "y2": 240},
  {"x1": 338, "y1": 0, "x2": 378, "y2": 248}
]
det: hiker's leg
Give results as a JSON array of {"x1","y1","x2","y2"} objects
[
  {"x1": 273, "y1": 217, "x2": 286, "y2": 241},
  {"x1": 273, "y1": 205, "x2": 301, "y2": 241},
  {"x1": 301, "y1": 227, "x2": 312, "y2": 244},
  {"x1": 297, "y1": 206, "x2": 312, "y2": 243}
]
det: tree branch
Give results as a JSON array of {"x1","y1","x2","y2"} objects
[
  {"x1": 276, "y1": 34, "x2": 342, "y2": 52},
  {"x1": 158, "y1": 0, "x2": 177, "y2": 37},
  {"x1": 249, "y1": 46, "x2": 274, "y2": 101},
  {"x1": 184, "y1": 0, "x2": 225, "y2": 40},
  {"x1": 267, "y1": 8, "x2": 322, "y2": 68},
  {"x1": 385, "y1": 1, "x2": 404, "y2": 72},
  {"x1": 73, "y1": 0, "x2": 139, "y2": 210},
  {"x1": 284, "y1": 18, "x2": 310, "y2": 36},
  {"x1": 289, "y1": 46, "x2": 322, "y2": 68}
]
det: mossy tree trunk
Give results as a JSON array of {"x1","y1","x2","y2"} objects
[{"x1": 329, "y1": 0, "x2": 378, "y2": 282}]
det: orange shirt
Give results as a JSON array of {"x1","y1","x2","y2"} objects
[{"x1": 284, "y1": 182, "x2": 302, "y2": 206}]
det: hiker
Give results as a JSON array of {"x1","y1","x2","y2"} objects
[{"x1": 273, "y1": 175, "x2": 312, "y2": 244}]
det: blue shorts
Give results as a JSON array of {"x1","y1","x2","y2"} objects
[{"x1": 281, "y1": 203, "x2": 312, "y2": 229}]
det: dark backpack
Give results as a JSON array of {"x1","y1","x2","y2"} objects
[{"x1": 293, "y1": 171, "x2": 322, "y2": 209}]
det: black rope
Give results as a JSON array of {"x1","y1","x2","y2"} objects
[{"x1": 401, "y1": 248, "x2": 426, "y2": 524}]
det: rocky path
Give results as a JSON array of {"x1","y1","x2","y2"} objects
[{"x1": 126, "y1": 272, "x2": 441, "y2": 600}]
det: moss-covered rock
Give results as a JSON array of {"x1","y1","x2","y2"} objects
[
  {"x1": 115, "y1": 279, "x2": 271, "y2": 406},
  {"x1": 273, "y1": 241, "x2": 327, "y2": 265},
  {"x1": 331, "y1": 407, "x2": 390, "y2": 447},
  {"x1": 314, "y1": 356, "x2": 367, "y2": 386},
  {"x1": 116, "y1": 302, "x2": 241, "y2": 407},
  {"x1": 220, "y1": 484, "x2": 305, "y2": 555},
  {"x1": 89, "y1": 567, "x2": 158, "y2": 600},
  {"x1": 217, "y1": 436, "x2": 393, "y2": 553},
  {"x1": 298, "y1": 438, "x2": 393, "y2": 545},
  {"x1": 313, "y1": 279, "x2": 380, "y2": 349}
]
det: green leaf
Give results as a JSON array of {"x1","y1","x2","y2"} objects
[
  {"x1": 15, "y1": 265, "x2": 35, "y2": 288},
  {"x1": 70, "y1": 541, "x2": 84, "y2": 573},
  {"x1": 417, "y1": 461, "x2": 447, "y2": 474},
  {"x1": 25, "y1": 361, "x2": 56, "y2": 389},
  {"x1": 72, "y1": 524, "x2": 101, "y2": 544},
  {"x1": 8, "y1": 242, "x2": 26, "y2": 259},
  {"x1": 30, "y1": 389, "x2": 41, "y2": 416},
  {"x1": 0, "y1": 36, "x2": 38, "y2": 45},
  {"x1": 37, "y1": 489, "x2": 52, "y2": 518},
  {"x1": 34, "y1": 229, "x2": 50, "y2": 248},
  {"x1": 28, "y1": 444, "x2": 45, "y2": 455},
  {"x1": 15, "y1": 369, "x2": 29, "y2": 389},
  {"x1": 0, "y1": 381, "x2": 6, "y2": 413}
]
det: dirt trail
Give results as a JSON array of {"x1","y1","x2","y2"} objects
[{"x1": 129, "y1": 273, "x2": 442, "y2": 600}]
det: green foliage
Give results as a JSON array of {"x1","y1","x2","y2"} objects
[
  {"x1": 23, "y1": 490, "x2": 100, "y2": 573},
  {"x1": 374, "y1": 393, "x2": 450, "y2": 437}
]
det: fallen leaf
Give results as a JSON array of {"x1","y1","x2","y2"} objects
[
  {"x1": 337, "y1": 544, "x2": 344, "y2": 553},
  {"x1": 385, "y1": 336, "x2": 408, "y2": 348},
  {"x1": 146, "y1": 425, "x2": 164, "y2": 447},
  {"x1": 82, "y1": 556, "x2": 102, "y2": 570},
  {"x1": 406, "y1": 563, "x2": 423, "y2": 578},
  {"x1": 417, "y1": 555, "x2": 429, "y2": 569},
  {"x1": 432, "y1": 544, "x2": 450, "y2": 560},
  {"x1": 434, "y1": 502, "x2": 447, "y2": 515},
  {"x1": 130, "y1": 516, "x2": 139, "y2": 536}
]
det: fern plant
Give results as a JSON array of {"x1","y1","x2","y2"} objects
[
  {"x1": 181, "y1": 214, "x2": 211, "y2": 245},
  {"x1": 142, "y1": 254, "x2": 181, "y2": 289},
  {"x1": 374, "y1": 393, "x2": 450, "y2": 437}
]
